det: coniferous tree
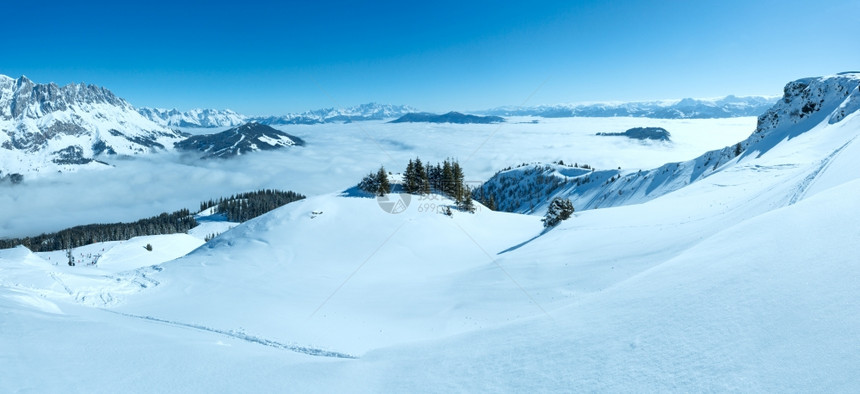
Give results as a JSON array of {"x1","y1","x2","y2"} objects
[
  {"x1": 428, "y1": 164, "x2": 443, "y2": 191},
  {"x1": 451, "y1": 161, "x2": 465, "y2": 202},
  {"x1": 442, "y1": 160, "x2": 454, "y2": 197},
  {"x1": 420, "y1": 174, "x2": 431, "y2": 194},
  {"x1": 404, "y1": 159, "x2": 417, "y2": 193},
  {"x1": 359, "y1": 172, "x2": 380, "y2": 194},
  {"x1": 402, "y1": 157, "x2": 431, "y2": 194},
  {"x1": 376, "y1": 166, "x2": 390, "y2": 196},
  {"x1": 542, "y1": 197, "x2": 574, "y2": 228},
  {"x1": 66, "y1": 244, "x2": 74, "y2": 266},
  {"x1": 413, "y1": 158, "x2": 428, "y2": 194},
  {"x1": 457, "y1": 185, "x2": 475, "y2": 212}
]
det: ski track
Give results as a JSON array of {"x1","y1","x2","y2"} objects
[
  {"x1": 102, "y1": 309, "x2": 358, "y2": 359},
  {"x1": 789, "y1": 136, "x2": 856, "y2": 205}
]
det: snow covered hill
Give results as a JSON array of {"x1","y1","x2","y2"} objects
[
  {"x1": 483, "y1": 94, "x2": 777, "y2": 119},
  {"x1": 138, "y1": 107, "x2": 247, "y2": 128},
  {"x1": 174, "y1": 122, "x2": 305, "y2": 158},
  {"x1": 2, "y1": 73, "x2": 860, "y2": 391},
  {"x1": 481, "y1": 73, "x2": 860, "y2": 214},
  {"x1": 596, "y1": 126, "x2": 671, "y2": 141},
  {"x1": 0, "y1": 75, "x2": 185, "y2": 177}
]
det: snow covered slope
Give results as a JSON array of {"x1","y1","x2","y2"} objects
[
  {"x1": 0, "y1": 233, "x2": 203, "y2": 307},
  {"x1": 0, "y1": 75, "x2": 184, "y2": 177},
  {"x1": 114, "y1": 194, "x2": 543, "y2": 354},
  {"x1": 317, "y1": 176, "x2": 860, "y2": 392},
  {"x1": 2, "y1": 73, "x2": 860, "y2": 391},
  {"x1": 138, "y1": 107, "x2": 247, "y2": 128},
  {"x1": 481, "y1": 73, "x2": 860, "y2": 214}
]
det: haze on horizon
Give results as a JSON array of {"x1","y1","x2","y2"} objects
[{"x1": 1, "y1": 0, "x2": 858, "y2": 116}]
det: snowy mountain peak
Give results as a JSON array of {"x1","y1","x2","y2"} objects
[
  {"x1": 0, "y1": 74, "x2": 130, "y2": 121},
  {"x1": 748, "y1": 73, "x2": 860, "y2": 153},
  {"x1": 0, "y1": 75, "x2": 184, "y2": 177},
  {"x1": 137, "y1": 107, "x2": 248, "y2": 128}
]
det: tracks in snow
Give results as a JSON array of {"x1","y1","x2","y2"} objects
[
  {"x1": 102, "y1": 309, "x2": 357, "y2": 359},
  {"x1": 789, "y1": 136, "x2": 856, "y2": 205}
]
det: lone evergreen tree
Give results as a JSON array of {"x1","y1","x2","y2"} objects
[
  {"x1": 542, "y1": 197, "x2": 574, "y2": 228},
  {"x1": 66, "y1": 245, "x2": 75, "y2": 266}
]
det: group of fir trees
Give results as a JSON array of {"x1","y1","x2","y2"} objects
[
  {"x1": 1, "y1": 189, "x2": 305, "y2": 253},
  {"x1": 200, "y1": 189, "x2": 305, "y2": 222},
  {"x1": 0, "y1": 209, "x2": 198, "y2": 252},
  {"x1": 359, "y1": 158, "x2": 475, "y2": 212},
  {"x1": 401, "y1": 157, "x2": 466, "y2": 198},
  {"x1": 403, "y1": 158, "x2": 431, "y2": 194},
  {"x1": 404, "y1": 157, "x2": 474, "y2": 212}
]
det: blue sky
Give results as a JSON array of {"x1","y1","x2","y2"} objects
[{"x1": 2, "y1": 0, "x2": 858, "y2": 115}]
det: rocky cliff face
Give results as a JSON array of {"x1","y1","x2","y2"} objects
[
  {"x1": 748, "y1": 72, "x2": 860, "y2": 150},
  {"x1": 0, "y1": 75, "x2": 184, "y2": 177}
]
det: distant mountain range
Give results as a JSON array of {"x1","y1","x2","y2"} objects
[
  {"x1": 0, "y1": 73, "x2": 781, "y2": 178},
  {"x1": 481, "y1": 95, "x2": 777, "y2": 119},
  {"x1": 140, "y1": 96, "x2": 777, "y2": 130},
  {"x1": 252, "y1": 103, "x2": 418, "y2": 125},
  {"x1": 138, "y1": 103, "x2": 418, "y2": 128},
  {"x1": 389, "y1": 111, "x2": 504, "y2": 124}
]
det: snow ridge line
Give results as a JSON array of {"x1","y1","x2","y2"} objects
[
  {"x1": 102, "y1": 310, "x2": 358, "y2": 359},
  {"x1": 788, "y1": 136, "x2": 856, "y2": 205}
]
